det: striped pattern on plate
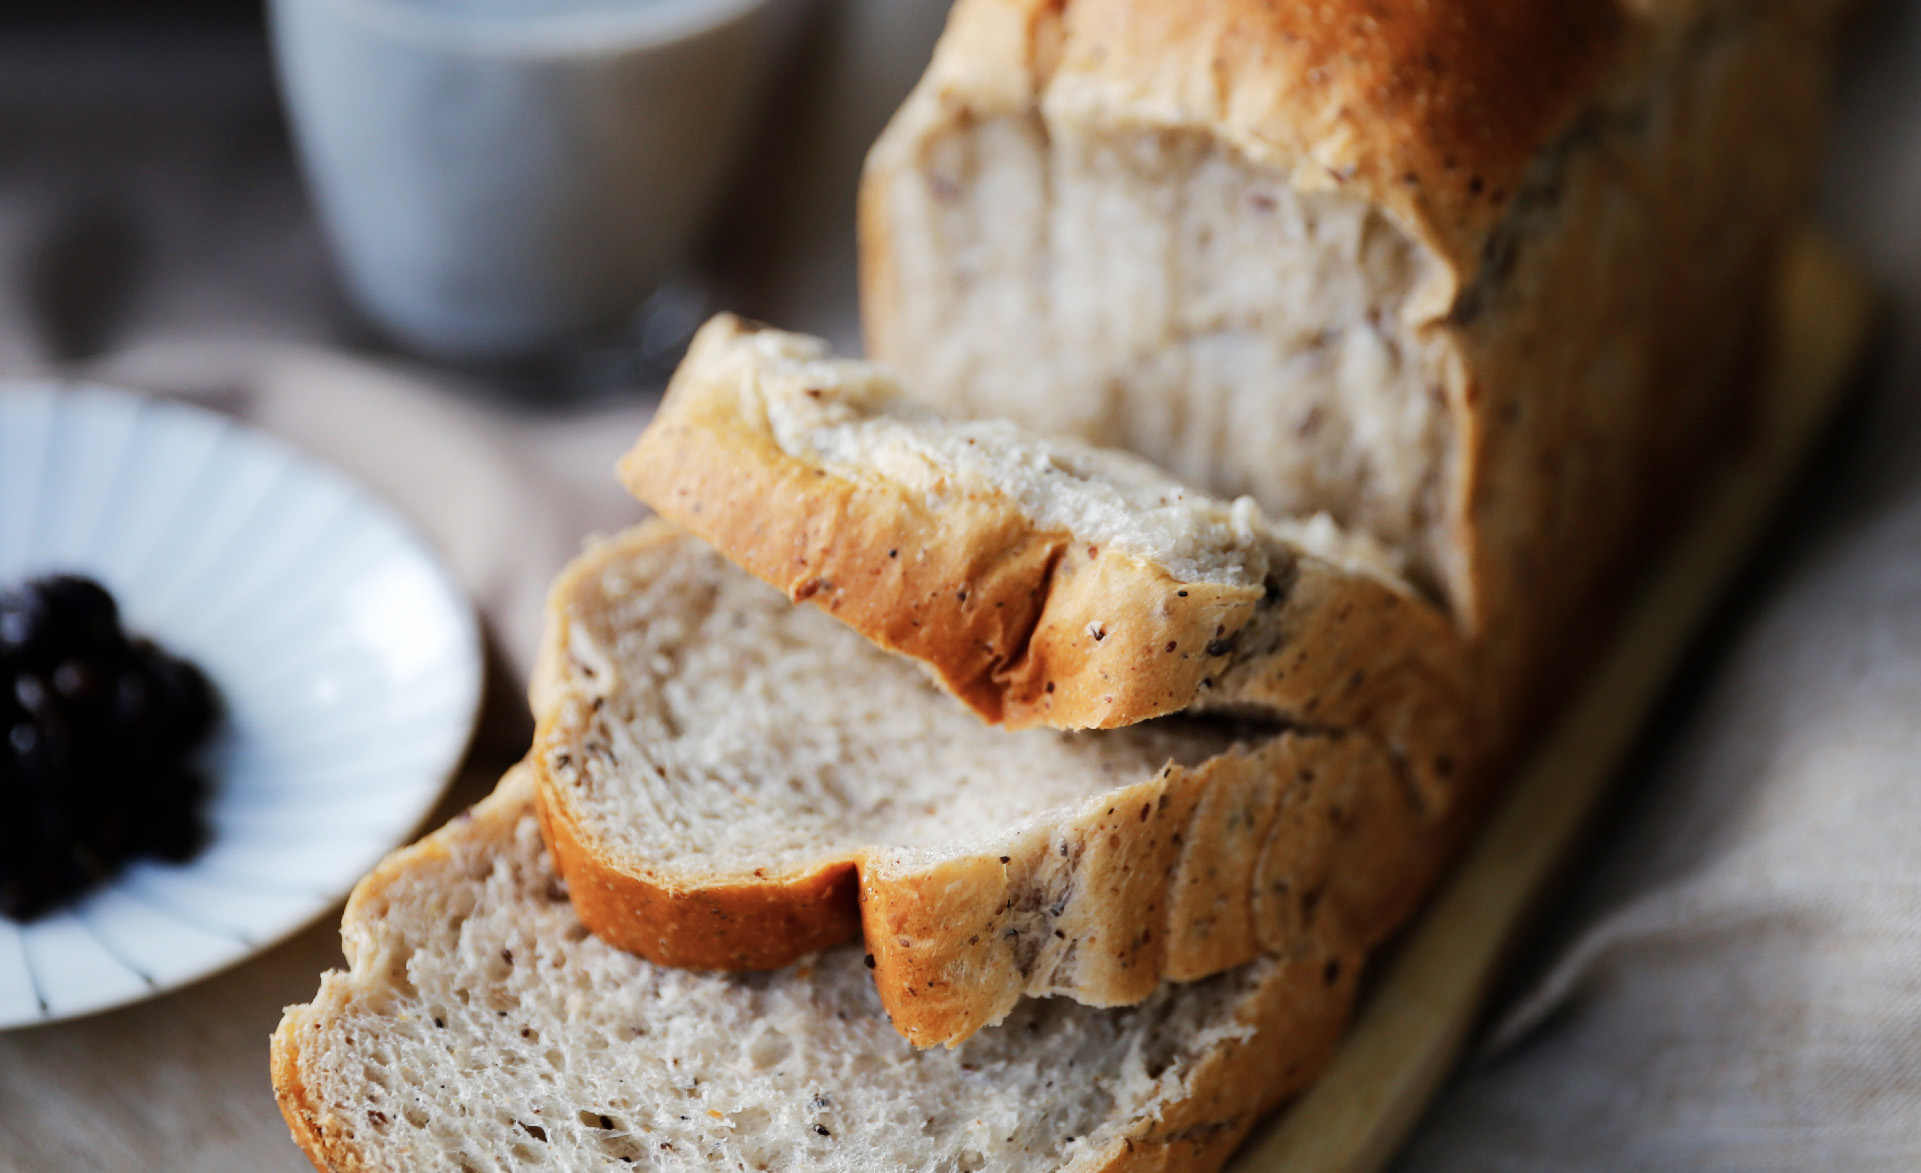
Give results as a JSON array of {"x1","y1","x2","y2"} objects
[{"x1": 0, "y1": 384, "x2": 483, "y2": 1029}]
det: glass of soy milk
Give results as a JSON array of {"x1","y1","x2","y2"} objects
[{"x1": 269, "y1": 0, "x2": 789, "y2": 362}]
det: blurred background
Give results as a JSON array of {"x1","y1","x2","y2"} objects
[
  {"x1": 0, "y1": 0, "x2": 1918, "y2": 1169},
  {"x1": 0, "y1": 0, "x2": 949, "y2": 389}
]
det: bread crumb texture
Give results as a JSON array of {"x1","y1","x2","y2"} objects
[
  {"x1": 544, "y1": 525, "x2": 1230, "y2": 880},
  {"x1": 275, "y1": 769, "x2": 1346, "y2": 1172}
]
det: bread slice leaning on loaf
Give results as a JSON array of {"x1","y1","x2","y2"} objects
[
  {"x1": 861, "y1": 0, "x2": 1835, "y2": 737},
  {"x1": 620, "y1": 314, "x2": 1478, "y2": 809},
  {"x1": 530, "y1": 521, "x2": 1454, "y2": 1047},
  {"x1": 273, "y1": 764, "x2": 1364, "y2": 1173}
]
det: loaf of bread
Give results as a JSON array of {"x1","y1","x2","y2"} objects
[
  {"x1": 273, "y1": 765, "x2": 1362, "y2": 1172},
  {"x1": 622, "y1": 314, "x2": 1478, "y2": 807},
  {"x1": 861, "y1": 0, "x2": 1833, "y2": 726},
  {"x1": 533, "y1": 521, "x2": 1445, "y2": 1046}
]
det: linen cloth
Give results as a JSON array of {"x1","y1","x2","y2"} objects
[{"x1": 0, "y1": 6, "x2": 1918, "y2": 1170}]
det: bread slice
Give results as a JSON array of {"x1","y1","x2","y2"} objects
[
  {"x1": 860, "y1": 0, "x2": 1831, "y2": 733},
  {"x1": 530, "y1": 520, "x2": 1447, "y2": 1047},
  {"x1": 273, "y1": 764, "x2": 1364, "y2": 1172},
  {"x1": 619, "y1": 314, "x2": 1476, "y2": 807}
]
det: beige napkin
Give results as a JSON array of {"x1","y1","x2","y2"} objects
[{"x1": 1397, "y1": 481, "x2": 1921, "y2": 1171}]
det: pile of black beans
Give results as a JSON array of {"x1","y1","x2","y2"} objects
[{"x1": 0, "y1": 574, "x2": 218, "y2": 921}]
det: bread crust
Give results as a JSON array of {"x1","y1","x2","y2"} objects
[
  {"x1": 859, "y1": 728, "x2": 1429, "y2": 1046},
  {"x1": 1195, "y1": 560, "x2": 1480, "y2": 811},
  {"x1": 621, "y1": 315, "x2": 1481, "y2": 806},
  {"x1": 533, "y1": 749, "x2": 863, "y2": 969},
  {"x1": 272, "y1": 1007, "x2": 366, "y2": 1173},
  {"x1": 270, "y1": 773, "x2": 542, "y2": 1173},
  {"x1": 1076, "y1": 937, "x2": 1366, "y2": 1173},
  {"x1": 528, "y1": 522, "x2": 866, "y2": 971},
  {"x1": 1078, "y1": 716, "x2": 1510, "y2": 1172},
  {"x1": 530, "y1": 522, "x2": 1460, "y2": 1047}
]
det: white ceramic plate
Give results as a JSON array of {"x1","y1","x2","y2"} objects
[{"x1": 0, "y1": 384, "x2": 483, "y2": 1029}]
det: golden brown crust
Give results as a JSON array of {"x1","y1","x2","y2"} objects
[
  {"x1": 1434, "y1": 2, "x2": 1832, "y2": 741},
  {"x1": 996, "y1": 540, "x2": 1265, "y2": 731},
  {"x1": 1072, "y1": 719, "x2": 1515, "y2": 1173},
  {"x1": 1199, "y1": 561, "x2": 1483, "y2": 810},
  {"x1": 1074, "y1": 936, "x2": 1364, "y2": 1173},
  {"x1": 860, "y1": 730, "x2": 1428, "y2": 1046},
  {"x1": 532, "y1": 744, "x2": 863, "y2": 970},
  {"x1": 271, "y1": 1005, "x2": 362, "y2": 1173},
  {"x1": 866, "y1": 0, "x2": 1622, "y2": 301},
  {"x1": 620, "y1": 315, "x2": 1483, "y2": 806}
]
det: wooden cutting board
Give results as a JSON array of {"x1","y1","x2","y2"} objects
[{"x1": 1230, "y1": 230, "x2": 1875, "y2": 1173}]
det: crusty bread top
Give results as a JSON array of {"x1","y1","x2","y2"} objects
[
  {"x1": 886, "y1": 0, "x2": 1625, "y2": 283},
  {"x1": 272, "y1": 765, "x2": 1358, "y2": 1173},
  {"x1": 620, "y1": 315, "x2": 1474, "y2": 778}
]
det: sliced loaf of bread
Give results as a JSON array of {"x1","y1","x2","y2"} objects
[
  {"x1": 860, "y1": 0, "x2": 1829, "y2": 717},
  {"x1": 530, "y1": 521, "x2": 1447, "y2": 1047},
  {"x1": 620, "y1": 314, "x2": 1476, "y2": 806},
  {"x1": 273, "y1": 764, "x2": 1361, "y2": 1172}
]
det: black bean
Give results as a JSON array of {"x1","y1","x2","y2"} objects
[
  {"x1": 13, "y1": 674, "x2": 51, "y2": 718},
  {"x1": 51, "y1": 659, "x2": 99, "y2": 702},
  {"x1": 0, "y1": 574, "x2": 219, "y2": 921},
  {"x1": 0, "y1": 586, "x2": 52, "y2": 660},
  {"x1": 36, "y1": 575, "x2": 119, "y2": 650}
]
